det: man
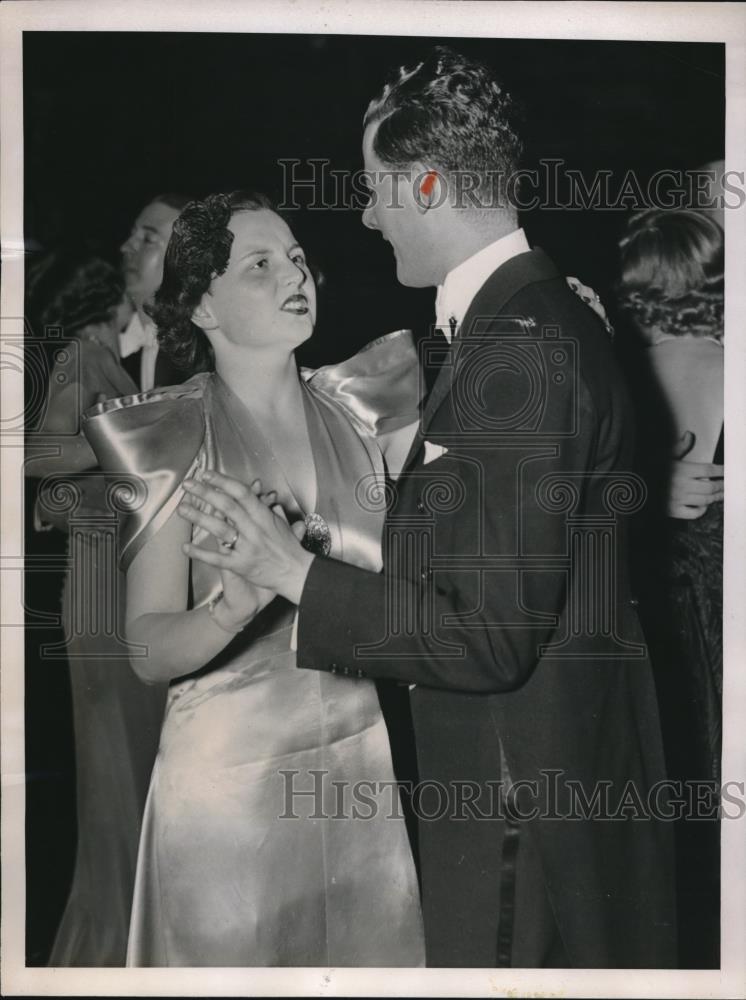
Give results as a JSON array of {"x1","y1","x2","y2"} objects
[
  {"x1": 182, "y1": 48, "x2": 676, "y2": 968},
  {"x1": 119, "y1": 192, "x2": 192, "y2": 390}
]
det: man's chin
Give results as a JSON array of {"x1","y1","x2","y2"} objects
[{"x1": 394, "y1": 261, "x2": 429, "y2": 288}]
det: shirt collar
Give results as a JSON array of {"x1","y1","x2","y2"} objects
[
  {"x1": 435, "y1": 228, "x2": 530, "y2": 341},
  {"x1": 118, "y1": 310, "x2": 158, "y2": 357}
]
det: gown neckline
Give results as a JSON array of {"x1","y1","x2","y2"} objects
[{"x1": 210, "y1": 371, "x2": 322, "y2": 519}]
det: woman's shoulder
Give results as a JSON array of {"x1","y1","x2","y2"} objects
[
  {"x1": 82, "y1": 371, "x2": 213, "y2": 480},
  {"x1": 648, "y1": 335, "x2": 723, "y2": 381},
  {"x1": 81, "y1": 372, "x2": 214, "y2": 572},
  {"x1": 301, "y1": 330, "x2": 423, "y2": 438},
  {"x1": 84, "y1": 370, "x2": 212, "y2": 421},
  {"x1": 649, "y1": 334, "x2": 722, "y2": 358}
]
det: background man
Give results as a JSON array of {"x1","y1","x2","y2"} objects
[{"x1": 119, "y1": 192, "x2": 192, "y2": 390}]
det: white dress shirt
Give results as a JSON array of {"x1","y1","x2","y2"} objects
[
  {"x1": 119, "y1": 311, "x2": 159, "y2": 391},
  {"x1": 434, "y1": 228, "x2": 530, "y2": 341}
]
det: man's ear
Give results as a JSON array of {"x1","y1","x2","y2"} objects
[
  {"x1": 191, "y1": 293, "x2": 218, "y2": 332},
  {"x1": 415, "y1": 168, "x2": 444, "y2": 212}
]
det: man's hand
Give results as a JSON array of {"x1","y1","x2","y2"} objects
[
  {"x1": 667, "y1": 431, "x2": 724, "y2": 519},
  {"x1": 178, "y1": 470, "x2": 314, "y2": 605}
]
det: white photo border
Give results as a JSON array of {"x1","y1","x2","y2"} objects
[{"x1": 2, "y1": 1, "x2": 745, "y2": 997}]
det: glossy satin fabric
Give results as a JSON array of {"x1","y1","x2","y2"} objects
[
  {"x1": 83, "y1": 337, "x2": 424, "y2": 968},
  {"x1": 84, "y1": 329, "x2": 421, "y2": 574},
  {"x1": 300, "y1": 329, "x2": 422, "y2": 436},
  {"x1": 49, "y1": 549, "x2": 167, "y2": 967}
]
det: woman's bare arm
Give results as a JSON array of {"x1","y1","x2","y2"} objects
[{"x1": 125, "y1": 506, "x2": 257, "y2": 684}]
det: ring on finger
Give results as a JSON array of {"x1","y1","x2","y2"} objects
[{"x1": 221, "y1": 527, "x2": 240, "y2": 551}]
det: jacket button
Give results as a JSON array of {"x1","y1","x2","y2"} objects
[
  {"x1": 629, "y1": 597, "x2": 639, "y2": 607},
  {"x1": 356, "y1": 669, "x2": 364, "y2": 679}
]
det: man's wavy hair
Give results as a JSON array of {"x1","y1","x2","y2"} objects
[
  {"x1": 617, "y1": 209, "x2": 724, "y2": 343},
  {"x1": 363, "y1": 46, "x2": 523, "y2": 213},
  {"x1": 149, "y1": 190, "x2": 275, "y2": 373}
]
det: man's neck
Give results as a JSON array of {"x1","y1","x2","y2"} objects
[{"x1": 436, "y1": 212, "x2": 519, "y2": 283}]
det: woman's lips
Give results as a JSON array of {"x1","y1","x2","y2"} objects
[{"x1": 281, "y1": 294, "x2": 309, "y2": 314}]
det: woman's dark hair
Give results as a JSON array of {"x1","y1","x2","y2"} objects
[
  {"x1": 26, "y1": 248, "x2": 125, "y2": 337},
  {"x1": 363, "y1": 46, "x2": 523, "y2": 212},
  {"x1": 617, "y1": 209, "x2": 724, "y2": 342},
  {"x1": 148, "y1": 190, "x2": 276, "y2": 373}
]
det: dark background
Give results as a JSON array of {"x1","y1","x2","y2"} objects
[
  {"x1": 24, "y1": 32, "x2": 725, "y2": 361},
  {"x1": 23, "y1": 31, "x2": 724, "y2": 966}
]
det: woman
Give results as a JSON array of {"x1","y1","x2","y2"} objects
[
  {"x1": 83, "y1": 192, "x2": 424, "y2": 967},
  {"x1": 617, "y1": 209, "x2": 723, "y2": 966},
  {"x1": 26, "y1": 250, "x2": 168, "y2": 966}
]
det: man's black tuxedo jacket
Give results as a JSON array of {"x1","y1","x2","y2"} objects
[
  {"x1": 120, "y1": 346, "x2": 186, "y2": 392},
  {"x1": 298, "y1": 249, "x2": 676, "y2": 968}
]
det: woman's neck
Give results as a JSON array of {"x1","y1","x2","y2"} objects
[{"x1": 214, "y1": 345, "x2": 301, "y2": 417}]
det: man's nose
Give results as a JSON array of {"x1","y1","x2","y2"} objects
[{"x1": 362, "y1": 200, "x2": 378, "y2": 231}]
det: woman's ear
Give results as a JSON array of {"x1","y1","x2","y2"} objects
[{"x1": 191, "y1": 294, "x2": 218, "y2": 332}]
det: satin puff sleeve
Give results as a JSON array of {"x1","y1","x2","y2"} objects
[
  {"x1": 82, "y1": 375, "x2": 208, "y2": 572},
  {"x1": 300, "y1": 329, "x2": 423, "y2": 438}
]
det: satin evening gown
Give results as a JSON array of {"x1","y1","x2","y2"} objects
[{"x1": 83, "y1": 332, "x2": 425, "y2": 967}]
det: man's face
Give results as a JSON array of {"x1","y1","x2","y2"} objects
[
  {"x1": 361, "y1": 124, "x2": 438, "y2": 288},
  {"x1": 120, "y1": 200, "x2": 181, "y2": 309}
]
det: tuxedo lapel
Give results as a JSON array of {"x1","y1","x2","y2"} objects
[{"x1": 415, "y1": 249, "x2": 561, "y2": 448}]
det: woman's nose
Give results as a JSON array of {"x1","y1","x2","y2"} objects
[{"x1": 284, "y1": 260, "x2": 306, "y2": 286}]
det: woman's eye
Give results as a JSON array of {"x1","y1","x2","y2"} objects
[
  {"x1": 291, "y1": 253, "x2": 307, "y2": 267},
  {"x1": 250, "y1": 258, "x2": 269, "y2": 270}
]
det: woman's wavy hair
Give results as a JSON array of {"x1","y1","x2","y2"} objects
[
  {"x1": 26, "y1": 248, "x2": 125, "y2": 338},
  {"x1": 363, "y1": 46, "x2": 524, "y2": 213},
  {"x1": 617, "y1": 209, "x2": 724, "y2": 343},
  {"x1": 148, "y1": 190, "x2": 276, "y2": 373}
]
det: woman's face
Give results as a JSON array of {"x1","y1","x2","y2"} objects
[{"x1": 197, "y1": 209, "x2": 316, "y2": 353}]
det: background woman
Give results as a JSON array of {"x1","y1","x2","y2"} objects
[
  {"x1": 617, "y1": 208, "x2": 723, "y2": 966},
  {"x1": 26, "y1": 250, "x2": 168, "y2": 965},
  {"x1": 83, "y1": 192, "x2": 424, "y2": 967}
]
